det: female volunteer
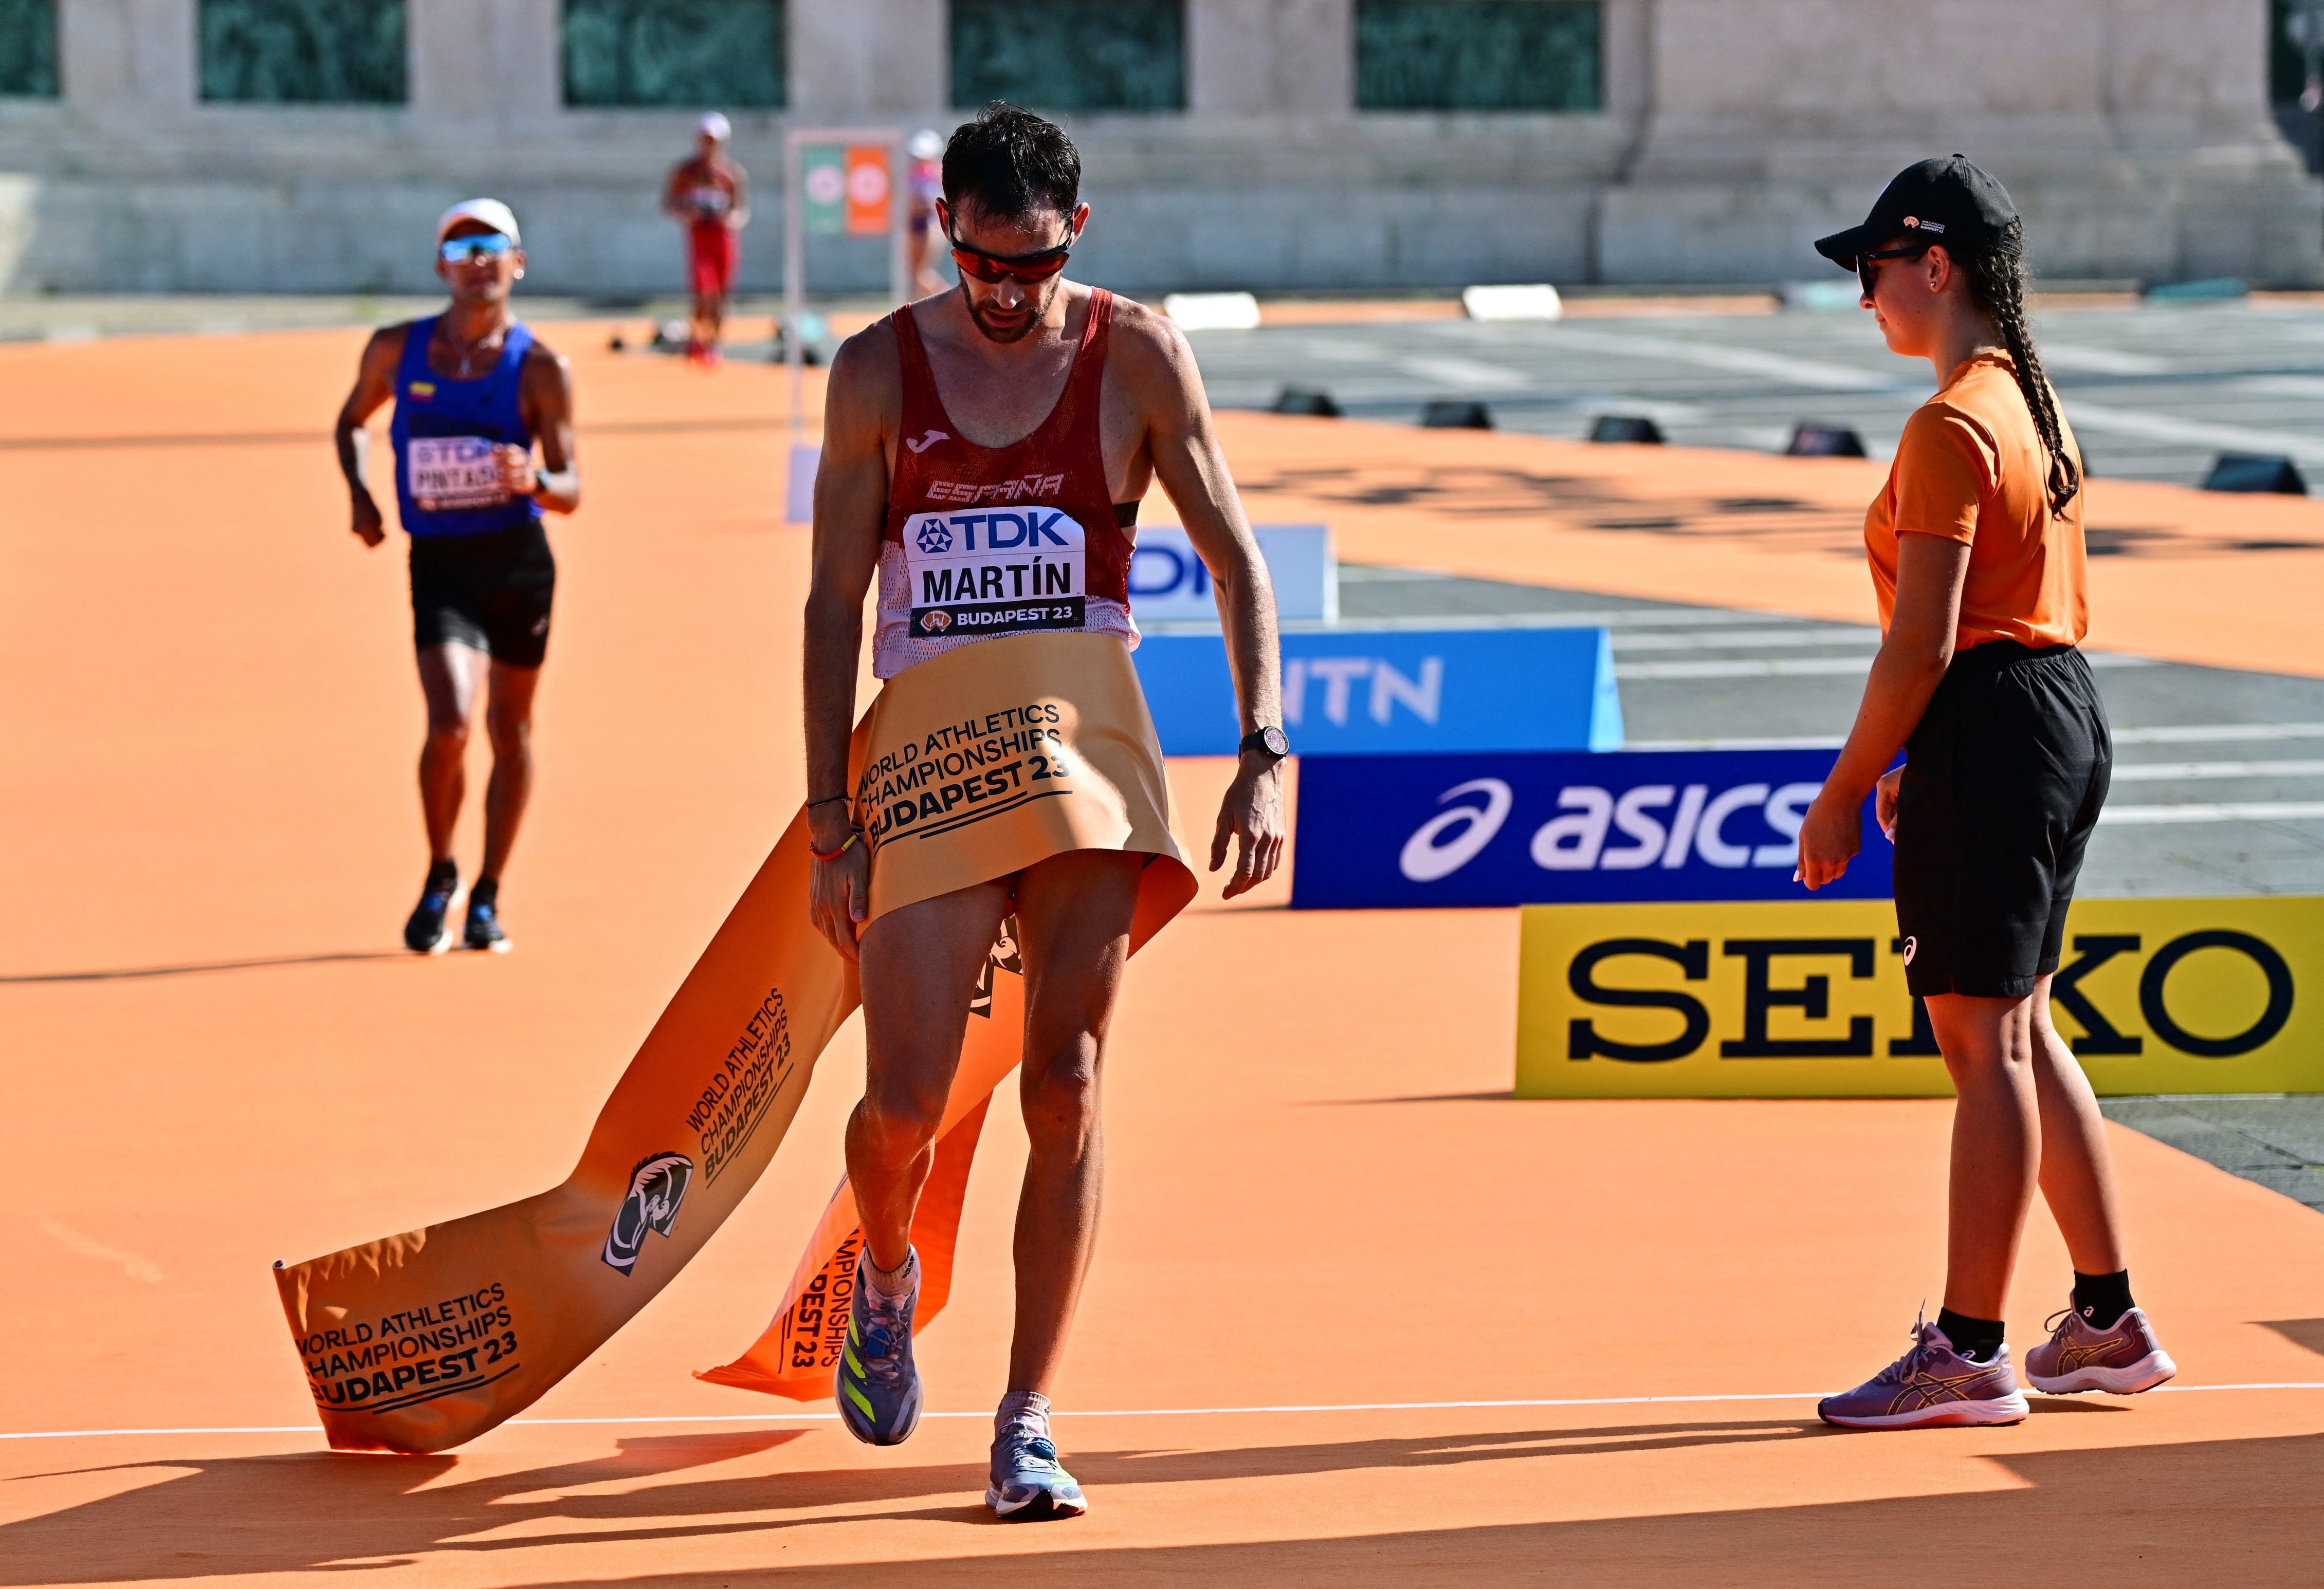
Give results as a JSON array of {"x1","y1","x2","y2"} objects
[{"x1": 1797, "y1": 157, "x2": 2176, "y2": 1429}]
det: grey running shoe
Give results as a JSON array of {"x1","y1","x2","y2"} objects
[
  {"x1": 834, "y1": 1249, "x2": 922, "y2": 1446},
  {"x1": 1819, "y1": 1312, "x2": 2029, "y2": 1430},
  {"x1": 986, "y1": 1417, "x2": 1087, "y2": 1521},
  {"x1": 2025, "y1": 1303, "x2": 2176, "y2": 1395}
]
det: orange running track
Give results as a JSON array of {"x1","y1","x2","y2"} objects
[{"x1": 3, "y1": 328, "x2": 2321, "y2": 1586}]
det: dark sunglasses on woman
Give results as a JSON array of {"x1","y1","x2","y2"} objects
[
  {"x1": 1857, "y1": 242, "x2": 1932, "y2": 297},
  {"x1": 948, "y1": 227, "x2": 1075, "y2": 285}
]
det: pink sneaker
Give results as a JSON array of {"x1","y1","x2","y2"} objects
[
  {"x1": 1819, "y1": 1314, "x2": 2029, "y2": 1430},
  {"x1": 2024, "y1": 1304, "x2": 2176, "y2": 1395}
]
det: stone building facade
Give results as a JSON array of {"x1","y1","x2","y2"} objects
[{"x1": 0, "y1": 0, "x2": 2315, "y2": 294}]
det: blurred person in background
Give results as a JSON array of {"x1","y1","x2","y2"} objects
[
  {"x1": 664, "y1": 112, "x2": 749, "y2": 363},
  {"x1": 906, "y1": 127, "x2": 948, "y2": 297},
  {"x1": 333, "y1": 199, "x2": 581, "y2": 955}
]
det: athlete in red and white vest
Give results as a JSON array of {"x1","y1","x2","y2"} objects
[{"x1": 803, "y1": 107, "x2": 1286, "y2": 1520}]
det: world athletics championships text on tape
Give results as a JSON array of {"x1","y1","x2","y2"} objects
[{"x1": 1515, "y1": 896, "x2": 2323, "y2": 1099}]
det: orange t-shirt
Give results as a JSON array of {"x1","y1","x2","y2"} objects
[{"x1": 1863, "y1": 350, "x2": 2088, "y2": 651}]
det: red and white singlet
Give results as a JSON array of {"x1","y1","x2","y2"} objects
[{"x1": 873, "y1": 289, "x2": 1140, "y2": 678}]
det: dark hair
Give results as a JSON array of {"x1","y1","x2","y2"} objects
[
  {"x1": 1958, "y1": 219, "x2": 2079, "y2": 518},
  {"x1": 942, "y1": 102, "x2": 1081, "y2": 226}
]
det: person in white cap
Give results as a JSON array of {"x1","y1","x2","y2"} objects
[
  {"x1": 663, "y1": 112, "x2": 751, "y2": 363},
  {"x1": 905, "y1": 128, "x2": 948, "y2": 297},
  {"x1": 330, "y1": 198, "x2": 581, "y2": 955}
]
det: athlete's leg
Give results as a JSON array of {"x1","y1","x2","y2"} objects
[
  {"x1": 479, "y1": 660, "x2": 541, "y2": 885},
  {"x1": 2027, "y1": 974, "x2": 2128, "y2": 1272},
  {"x1": 852, "y1": 878, "x2": 1017, "y2": 1269},
  {"x1": 417, "y1": 642, "x2": 487, "y2": 862},
  {"x1": 1004, "y1": 849, "x2": 1145, "y2": 1393},
  {"x1": 1928, "y1": 991, "x2": 2042, "y2": 1322}
]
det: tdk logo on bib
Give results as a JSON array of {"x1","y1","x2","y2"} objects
[
  {"x1": 1291, "y1": 747, "x2": 1891, "y2": 909},
  {"x1": 903, "y1": 508, "x2": 1086, "y2": 639}
]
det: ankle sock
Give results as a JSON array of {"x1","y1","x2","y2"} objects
[
  {"x1": 863, "y1": 1247, "x2": 918, "y2": 1302},
  {"x1": 996, "y1": 1389, "x2": 1051, "y2": 1442},
  {"x1": 1936, "y1": 1307, "x2": 2006, "y2": 1363},
  {"x1": 2071, "y1": 1269, "x2": 2134, "y2": 1331}
]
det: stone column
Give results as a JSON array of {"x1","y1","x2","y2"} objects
[
  {"x1": 1187, "y1": 0, "x2": 1352, "y2": 115},
  {"x1": 791, "y1": 0, "x2": 946, "y2": 119},
  {"x1": 410, "y1": 0, "x2": 560, "y2": 122},
  {"x1": 59, "y1": 0, "x2": 195, "y2": 111}
]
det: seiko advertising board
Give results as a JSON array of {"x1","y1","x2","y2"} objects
[
  {"x1": 1136, "y1": 627, "x2": 1621, "y2": 758},
  {"x1": 1515, "y1": 896, "x2": 2324, "y2": 1098},
  {"x1": 1290, "y1": 746, "x2": 1885, "y2": 909}
]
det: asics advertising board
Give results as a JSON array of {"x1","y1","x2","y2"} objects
[
  {"x1": 1129, "y1": 523, "x2": 1338, "y2": 622},
  {"x1": 1136, "y1": 626, "x2": 1621, "y2": 757},
  {"x1": 1290, "y1": 746, "x2": 1884, "y2": 909},
  {"x1": 1515, "y1": 896, "x2": 2324, "y2": 1098}
]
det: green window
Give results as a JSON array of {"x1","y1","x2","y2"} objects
[
  {"x1": 1357, "y1": 0, "x2": 1602, "y2": 112},
  {"x1": 951, "y1": 0, "x2": 1184, "y2": 112},
  {"x1": 198, "y1": 0, "x2": 407, "y2": 104},
  {"x1": 564, "y1": 0, "x2": 786, "y2": 108},
  {"x1": 0, "y1": 0, "x2": 59, "y2": 98}
]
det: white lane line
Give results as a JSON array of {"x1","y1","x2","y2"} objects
[
  {"x1": 2039, "y1": 344, "x2": 2174, "y2": 376},
  {"x1": 10, "y1": 1383, "x2": 2323, "y2": 1442},
  {"x1": 1395, "y1": 355, "x2": 1536, "y2": 390},
  {"x1": 1610, "y1": 628, "x2": 1876, "y2": 652},
  {"x1": 2100, "y1": 802, "x2": 2324, "y2": 825},
  {"x1": 2108, "y1": 760, "x2": 2324, "y2": 782},
  {"x1": 2063, "y1": 398, "x2": 2324, "y2": 465},
  {"x1": 1540, "y1": 326, "x2": 1910, "y2": 393},
  {"x1": 2112, "y1": 723, "x2": 2324, "y2": 745},
  {"x1": 1618, "y1": 654, "x2": 2159, "y2": 680}
]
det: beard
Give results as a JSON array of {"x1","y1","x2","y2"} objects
[{"x1": 961, "y1": 276, "x2": 1059, "y2": 344}]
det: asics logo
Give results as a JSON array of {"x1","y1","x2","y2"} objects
[
  {"x1": 1398, "y1": 779, "x2": 1826, "y2": 884},
  {"x1": 1902, "y1": 935, "x2": 1917, "y2": 966},
  {"x1": 905, "y1": 429, "x2": 949, "y2": 454}
]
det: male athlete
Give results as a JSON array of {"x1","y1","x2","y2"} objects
[
  {"x1": 663, "y1": 112, "x2": 749, "y2": 362},
  {"x1": 802, "y1": 104, "x2": 1287, "y2": 1520},
  {"x1": 334, "y1": 199, "x2": 580, "y2": 954}
]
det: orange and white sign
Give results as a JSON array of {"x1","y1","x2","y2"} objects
[{"x1": 845, "y1": 145, "x2": 891, "y2": 236}]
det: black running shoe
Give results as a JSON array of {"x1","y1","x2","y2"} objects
[
  {"x1": 464, "y1": 879, "x2": 509, "y2": 954},
  {"x1": 404, "y1": 861, "x2": 459, "y2": 954}
]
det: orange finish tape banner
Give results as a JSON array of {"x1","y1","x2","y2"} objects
[{"x1": 272, "y1": 633, "x2": 1193, "y2": 1452}]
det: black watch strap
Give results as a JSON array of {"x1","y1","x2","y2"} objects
[{"x1": 1238, "y1": 725, "x2": 1289, "y2": 760}]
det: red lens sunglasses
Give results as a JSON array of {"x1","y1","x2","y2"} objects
[{"x1": 948, "y1": 227, "x2": 1075, "y2": 285}]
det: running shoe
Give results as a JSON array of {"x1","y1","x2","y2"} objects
[
  {"x1": 2025, "y1": 1302, "x2": 2177, "y2": 1395},
  {"x1": 1818, "y1": 1311, "x2": 2029, "y2": 1430},
  {"x1": 834, "y1": 1249, "x2": 922, "y2": 1446},
  {"x1": 986, "y1": 1418, "x2": 1087, "y2": 1522},
  {"x1": 463, "y1": 883, "x2": 509, "y2": 953},
  {"x1": 402, "y1": 861, "x2": 459, "y2": 954}
]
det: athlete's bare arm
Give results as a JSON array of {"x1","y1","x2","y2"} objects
[
  {"x1": 726, "y1": 161, "x2": 751, "y2": 230},
  {"x1": 661, "y1": 161, "x2": 697, "y2": 221},
  {"x1": 802, "y1": 321, "x2": 904, "y2": 958},
  {"x1": 1105, "y1": 300, "x2": 1287, "y2": 897},
  {"x1": 334, "y1": 324, "x2": 410, "y2": 549},
  {"x1": 512, "y1": 342, "x2": 581, "y2": 514}
]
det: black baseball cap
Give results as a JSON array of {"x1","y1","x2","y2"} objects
[{"x1": 1814, "y1": 155, "x2": 2019, "y2": 270}]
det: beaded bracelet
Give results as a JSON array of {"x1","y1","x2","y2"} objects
[{"x1": 808, "y1": 829, "x2": 862, "y2": 863}]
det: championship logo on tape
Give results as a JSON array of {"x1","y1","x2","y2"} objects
[{"x1": 602, "y1": 1152, "x2": 694, "y2": 1275}]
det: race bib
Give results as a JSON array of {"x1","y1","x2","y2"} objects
[
  {"x1": 903, "y1": 508, "x2": 1086, "y2": 640},
  {"x1": 407, "y1": 436, "x2": 509, "y2": 513}
]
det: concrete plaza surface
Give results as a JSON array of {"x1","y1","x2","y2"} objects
[{"x1": 2, "y1": 327, "x2": 2321, "y2": 1584}]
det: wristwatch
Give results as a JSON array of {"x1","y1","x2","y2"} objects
[{"x1": 1237, "y1": 725, "x2": 1290, "y2": 762}]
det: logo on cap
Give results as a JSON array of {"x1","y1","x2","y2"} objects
[{"x1": 1903, "y1": 215, "x2": 1946, "y2": 233}]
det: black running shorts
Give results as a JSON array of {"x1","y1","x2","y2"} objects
[
  {"x1": 1893, "y1": 641, "x2": 2111, "y2": 1000},
  {"x1": 408, "y1": 521, "x2": 556, "y2": 669}
]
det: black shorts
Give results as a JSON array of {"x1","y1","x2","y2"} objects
[
  {"x1": 1893, "y1": 641, "x2": 2111, "y2": 999},
  {"x1": 408, "y1": 521, "x2": 556, "y2": 669}
]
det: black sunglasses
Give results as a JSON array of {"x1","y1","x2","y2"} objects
[{"x1": 1857, "y1": 242, "x2": 1933, "y2": 297}]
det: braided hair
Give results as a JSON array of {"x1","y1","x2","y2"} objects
[{"x1": 1957, "y1": 219, "x2": 2080, "y2": 518}]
